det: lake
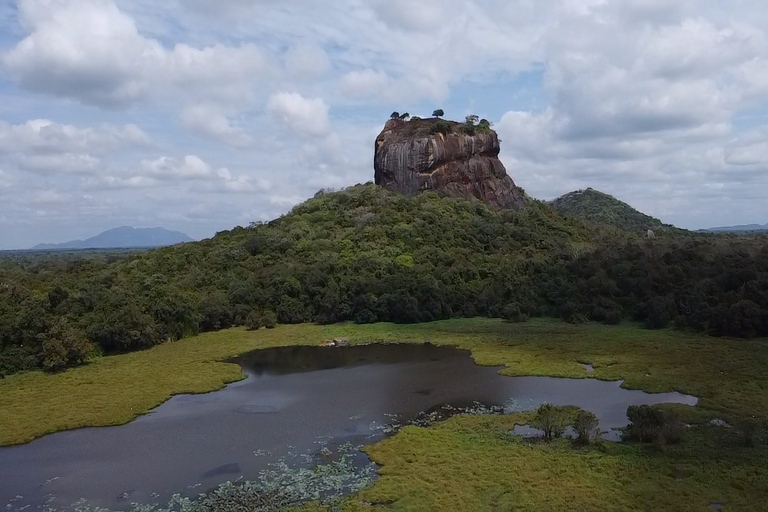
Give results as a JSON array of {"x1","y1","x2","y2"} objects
[{"x1": 0, "y1": 343, "x2": 697, "y2": 511}]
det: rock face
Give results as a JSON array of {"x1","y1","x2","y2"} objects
[{"x1": 374, "y1": 118, "x2": 524, "y2": 209}]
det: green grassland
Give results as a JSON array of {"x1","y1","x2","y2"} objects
[{"x1": 2, "y1": 318, "x2": 768, "y2": 510}]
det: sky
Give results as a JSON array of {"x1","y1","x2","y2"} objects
[{"x1": 2, "y1": 0, "x2": 768, "y2": 249}]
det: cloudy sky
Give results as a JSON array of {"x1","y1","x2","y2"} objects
[{"x1": 1, "y1": 0, "x2": 768, "y2": 248}]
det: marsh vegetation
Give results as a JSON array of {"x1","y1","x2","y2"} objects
[{"x1": 1, "y1": 319, "x2": 767, "y2": 511}]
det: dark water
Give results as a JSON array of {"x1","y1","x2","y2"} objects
[{"x1": 0, "y1": 344, "x2": 697, "y2": 510}]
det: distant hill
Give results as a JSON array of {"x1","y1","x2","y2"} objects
[
  {"x1": 549, "y1": 188, "x2": 673, "y2": 233},
  {"x1": 32, "y1": 226, "x2": 194, "y2": 250},
  {"x1": 699, "y1": 223, "x2": 768, "y2": 233}
]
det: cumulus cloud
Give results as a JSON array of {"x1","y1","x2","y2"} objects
[
  {"x1": 4, "y1": 0, "x2": 269, "y2": 107},
  {"x1": 6, "y1": 0, "x2": 768, "y2": 247},
  {"x1": 339, "y1": 69, "x2": 392, "y2": 100},
  {"x1": 179, "y1": 105, "x2": 252, "y2": 147},
  {"x1": 0, "y1": 119, "x2": 150, "y2": 154},
  {"x1": 723, "y1": 129, "x2": 768, "y2": 166},
  {"x1": 123, "y1": 154, "x2": 269, "y2": 194},
  {"x1": 19, "y1": 153, "x2": 101, "y2": 175},
  {"x1": 372, "y1": 0, "x2": 457, "y2": 32},
  {"x1": 267, "y1": 92, "x2": 330, "y2": 137},
  {"x1": 139, "y1": 155, "x2": 213, "y2": 180},
  {"x1": 0, "y1": 119, "x2": 150, "y2": 178}
]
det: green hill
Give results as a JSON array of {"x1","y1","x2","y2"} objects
[
  {"x1": 0, "y1": 185, "x2": 594, "y2": 375},
  {"x1": 2, "y1": 184, "x2": 767, "y2": 377},
  {"x1": 549, "y1": 188, "x2": 673, "y2": 234}
]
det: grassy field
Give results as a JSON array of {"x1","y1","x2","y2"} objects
[{"x1": 2, "y1": 318, "x2": 768, "y2": 510}]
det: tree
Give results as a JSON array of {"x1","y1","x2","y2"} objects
[
  {"x1": 532, "y1": 403, "x2": 569, "y2": 441},
  {"x1": 502, "y1": 302, "x2": 528, "y2": 323},
  {"x1": 429, "y1": 120, "x2": 451, "y2": 135},
  {"x1": 432, "y1": 109, "x2": 444, "y2": 118},
  {"x1": 572, "y1": 410, "x2": 600, "y2": 445},
  {"x1": 626, "y1": 405, "x2": 665, "y2": 443},
  {"x1": 399, "y1": 112, "x2": 410, "y2": 120},
  {"x1": 390, "y1": 111, "x2": 400, "y2": 119},
  {"x1": 465, "y1": 114, "x2": 479, "y2": 125},
  {"x1": 39, "y1": 318, "x2": 94, "y2": 372},
  {"x1": 261, "y1": 310, "x2": 277, "y2": 329},
  {"x1": 245, "y1": 311, "x2": 262, "y2": 330}
]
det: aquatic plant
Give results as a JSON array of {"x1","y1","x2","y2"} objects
[{"x1": 54, "y1": 443, "x2": 376, "y2": 512}]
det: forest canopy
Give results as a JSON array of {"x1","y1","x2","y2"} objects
[{"x1": 1, "y1": 184, "x2": 767, "y2": 376}]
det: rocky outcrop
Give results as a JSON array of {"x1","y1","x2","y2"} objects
[{"x1": 374, "y1": 118, "x2": 524, "y2": 209}]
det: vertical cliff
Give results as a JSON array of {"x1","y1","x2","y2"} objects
[{"x1": 373, "y1": 118, "x2": 524, "y2": 209}]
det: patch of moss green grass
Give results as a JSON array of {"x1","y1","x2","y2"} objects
[
  {"x1": 352, "y1": 414, "x2": 768, "y2": 511},
  {"x1": 2, "y1": 319, "x2": 768, "y2": 511}
]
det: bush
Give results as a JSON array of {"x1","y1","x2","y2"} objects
[
  {"x1": 502, "y1": 303, "x2": 528, "y2": 323},
  {"x1": 659, "y1": 411, "x2": 684, "y2": 444},
  {"x1": 40, "y1": 318, "x2": 94, "y2": 372},
  {"x1": 625, "y1": 405, "x2": 684, "y2": 444},
  {"x1": 430, "y1": 120, "x2": 452, "y2": 135},
  {"x1": 532, "y1": 404, "x2": 569, "y2": 441},
  {"x1": 573, "y1": 410, "x2": 600, "y2": 445},
  {"x1": 261, "y1": 310, "x2": 277, "y2": 329},
  {"x1": 245, "y1": 311, "x2": 262, "y2": 331},
  {"x1": 354, "y1": 309, "x2": 377, "y2": 324}
]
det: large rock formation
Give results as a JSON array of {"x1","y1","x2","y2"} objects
[{"x1": 374, "y1": 118, "x2": 524, "y2": 209}]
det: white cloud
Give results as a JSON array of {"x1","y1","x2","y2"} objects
[
  {"x1": 4, "y1": 0, "x2": 270, "y2": 107},
  {"x1": 372, "y1": 0, "x2": 455, "y2": 32},
  {"x1": 267, "y1": 92, "x2": 330, "y2": 137},
  {"x1": 724, "y1": 135, "x2": 768, "y2": 166},
  {"x1": 0, "y1": 119, "x2": 150, "y2": 155},
  {"x1": 180, "y1": 104, "x2": 252, "y2": 147},
  {"x1": 86, "y1": 175, "x2": 159, "y2": 190},
  {"x1": 139, "y1": 155, "x2": 212, "y2": 180},
  {"x1": 340, "y1": 70, "x2": 392, "y2": 100},
  {"x1": 19, "y1": 153, "x2": 101, "y2": 175},
  {"x1": 6, "y1": 0, "x2": 768, "y2": 247}
]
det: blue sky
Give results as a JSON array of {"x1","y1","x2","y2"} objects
[{"x1": 2, "y1": 0, "x2": 768, "y2": 249}]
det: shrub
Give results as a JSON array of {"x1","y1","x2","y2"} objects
[
  {"x1": 502, "y1": 303, "x2": 528, "y2": 323},
  {"x1": 354, "y1": 309, "x2": 377, "y2": 324},
  {"x1": 245, "y1": 311, "x2": 262, "y2": 331},
  {"x1": 659, "y1": 411, "x2": 684, "y2": 444},
  {"x1": 626, "y1": 406, "x2": 686, "y2": 445},
  {"x1": 261, "y1": 310, "x2": 277, "y2": 329},
  {"x1": 573, "y1": 410, "x2": 600, "y2": 445},
  {"x1": 430, "y1": 120, "x2": 452, "y2": 135},
  {"x1": 40, "y1": 318, "x2": 94, "y2": 372},
  {"x1": 532, "y1": 404, "x2": 569, "y2": 441}
]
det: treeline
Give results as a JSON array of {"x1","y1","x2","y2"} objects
[
  {"x1": 1, "y1": 184, "x2": 766, "y2": 376},
  {"x1": 552, "y1": 235, "x2": 768, "y2": 337}
]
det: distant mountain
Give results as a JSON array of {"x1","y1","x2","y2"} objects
[
  {"x1": 549, "y1": 188, "x2": 674, "y2": 233},
  {"x1": 699, "y1": 223, "x2": 768, "y2": 233},
  {"x1": 32, "y1": 226, "x2": 194, "y2": 250}
]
